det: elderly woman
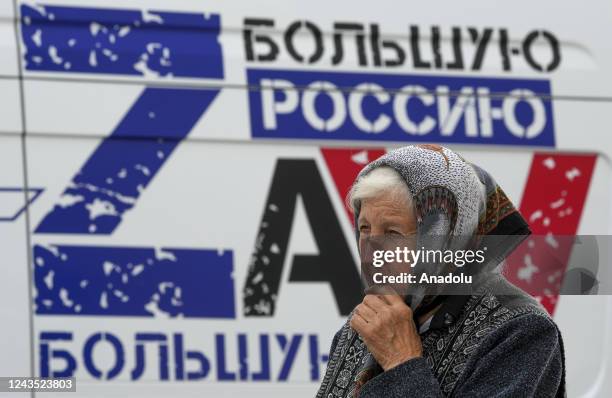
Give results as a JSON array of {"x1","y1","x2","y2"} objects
[{"x1": 316, "y1": 145, "x2": 565, "y2": 397}]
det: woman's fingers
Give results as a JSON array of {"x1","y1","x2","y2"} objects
[
  {"x1": 356, "y1": 303, "x2": 377, "y2": 322},
  {"x1": 363, "y1": 294, "x2": 387, "y2": 313}
]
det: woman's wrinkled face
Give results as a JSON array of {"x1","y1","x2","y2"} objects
[
  {"x1": 357, "y1": 194, "x2": 417, "y2": 241},
  {"x1": 358, "y1": 194, "x2": 418, "y2": 285}
]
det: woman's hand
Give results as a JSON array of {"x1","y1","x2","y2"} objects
[{"x1": 350, "y1": 293, "x2": 423, "y2": 371}]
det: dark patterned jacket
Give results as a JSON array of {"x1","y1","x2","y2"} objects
[{"x1": 320, "y1": 274, "x2": 566, "y2": 397}]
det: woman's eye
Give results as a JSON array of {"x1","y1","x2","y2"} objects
[
  {"x1": 387, "y1": 230, "x2": 402, "y2": 236},
  {"x1": 359, "y1": 225, "x2": 370, "y2": 232}
]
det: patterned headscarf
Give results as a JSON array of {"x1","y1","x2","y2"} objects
[{"x1": 316, "y1": 144, "x2": 530, "y2": 398}]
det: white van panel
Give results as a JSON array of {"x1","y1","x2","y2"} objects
[
  {"x1": 0, "y1": 136, "x2": 32, "y2": 381},
  {"x1": 0, "y1": 1, "x2": 17, "y2": 76},
  {"x1": 0, "y1": 80, "x2": 22, "y2": 134},
  {"x1": 1, "y1": 1, "x2": 611, "y2": 396}
]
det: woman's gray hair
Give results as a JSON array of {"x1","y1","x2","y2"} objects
[{"x1": 347, "y1": 166, "x2": 413, "y2": 214}]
